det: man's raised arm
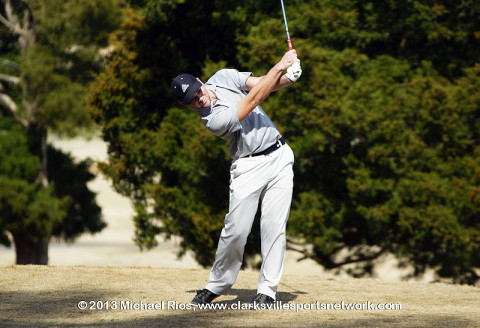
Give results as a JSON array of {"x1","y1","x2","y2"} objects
[{"x1": 237, "y1": 50, "x2": 299, "y2": 122}]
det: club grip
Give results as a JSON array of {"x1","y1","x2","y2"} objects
[{"x1": 287, "y1": 38, "x2": 293, "y2": 50}]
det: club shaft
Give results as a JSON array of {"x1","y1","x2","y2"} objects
[{"x1": 280, "y1": 0, "x2": 293, "y2": 50}]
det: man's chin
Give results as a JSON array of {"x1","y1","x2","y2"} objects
[
  {"x1": 198, "y1": 101, "x2": 211, "y2": 109},
  {"x1": 193, "y1": 104, "x2": 210, "y2": 110}
]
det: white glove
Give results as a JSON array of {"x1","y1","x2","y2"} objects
[{"x1": 285, "y1": 62, "x2": 302, "y2": 82}]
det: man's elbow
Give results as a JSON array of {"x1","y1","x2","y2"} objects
[
  {"x1": 237, "y1": 101, "x2": 259, "y2": 121},
  {"x1": 245, "y1": 76, "x2": 263, "y2": 91}
]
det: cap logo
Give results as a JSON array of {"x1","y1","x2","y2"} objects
[{"x1": 182, "y1": 84, "x2": 189, "y2": 92}]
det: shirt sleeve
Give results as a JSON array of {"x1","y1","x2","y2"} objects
[
  {"x1": 213, "y1": 69, "x2": 251, "y2": 92},
  {"x1": 205, "y1": 100, "x2": 242, "y2": 138},
  {"x1": 234, "y1": 71, "x2": 252, "y2": 92}
]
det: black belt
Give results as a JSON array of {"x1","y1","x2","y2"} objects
[{"x1": 248, "y1": 137, "x2": 285, "y2": 157}]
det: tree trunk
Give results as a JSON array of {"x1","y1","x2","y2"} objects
[
  {"x1": 28, "y1": 123, "x2": 48, "y2": 187},
  {"x1": 12, "y1": 232, "x2": 49, "y2": 265}
]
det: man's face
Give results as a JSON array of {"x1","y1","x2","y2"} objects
[{"x1": 189, "y1": 85, "x2": 211, "y2": 109}]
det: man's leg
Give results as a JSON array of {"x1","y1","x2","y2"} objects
[
  {"x1": 205, "y1": 192, "x2": 260, "y2": 294},
  {"x1": 205, "y1": 157, "x2": 270, "y2": 295},
  {"x1": 257, "y1": 145, "x2": 294, "y2": 299}
]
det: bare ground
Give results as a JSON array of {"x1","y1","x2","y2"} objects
[{"x1": 0, "y1": 265, "x2": 479, "y2": 328}]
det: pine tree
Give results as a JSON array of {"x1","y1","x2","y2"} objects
[
  {"x1": 0, "y1": 0, "x2": 122, "y2": 264},
  {"x1": 89, "y1": 0, "x2": 480, "y2": 283}
]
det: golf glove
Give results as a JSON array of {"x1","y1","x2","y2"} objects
[{"x1": 285, "y1": 62, "x2": 302, "y2": 82}]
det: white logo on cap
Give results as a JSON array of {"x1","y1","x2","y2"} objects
[{"x1": 182, "y1": 84, "x2": 189, "y2": 93}]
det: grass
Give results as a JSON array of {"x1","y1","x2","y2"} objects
[{"x1": 1, "y1": 265, "x2": 479, "y2": 327}]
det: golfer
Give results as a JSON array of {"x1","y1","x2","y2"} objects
[{"x1": 170, "y1": 49, "x2": 302, "y2": 307}]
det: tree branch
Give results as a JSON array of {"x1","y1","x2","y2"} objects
[
  {"x1": 21, "y1": 5, "x2": 30, "y2": 35},
  {"x1": 0, "y1": 13, "x2": 17, "y2": 31},
  {"x1": 0, "y1": 91, "x2": 29, "y2": 128},
  {"x1": 0, "y1": 0, "x2": 26, "y2": 36},
  {"x1": 5, "y1": 0, "x2": 19, "y2": 25},
  {"x1": 286, "y1": 240, "x2": 321, "y2": 262},
  {"x1": 0, "y1": 73, "x2": 20, "y2": 84},
  {"x1": 286, "y1": 239, "x2": 385, "y2": 269},
  {"x1": 329, "y1": 249, "x2": 385, "y2": 269}
]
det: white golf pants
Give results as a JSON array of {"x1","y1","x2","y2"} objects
[{"x1": 205, "y1": 143, "x2": 294, "y2": 300}]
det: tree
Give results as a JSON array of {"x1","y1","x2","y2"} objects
[
  {"x1": 281, "y1": 51, "x2": 480, "y2": 284},
  {"x1": 89, "y1": 2, "x2": 261, "y2": 266},
  {"x1": 289, "y1": 0, "x2": 480, "y2": 78},
  {"x1": 0, "y1": 114, "x2": 66, "y2": 263},
  {"x1": 89, "y1": 0, "x2": 480, "y2": 283},
  {"x1": 0, "y1": 0, "x2": 122, "y2": 264}
]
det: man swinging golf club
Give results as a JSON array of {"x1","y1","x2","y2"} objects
[{"x1": 170, "y1": 47, "x2": 302, "y2": 308}]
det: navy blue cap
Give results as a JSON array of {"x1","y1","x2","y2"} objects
[{"x1": 171, "y1": 74, "x2": 202, "y2": 105}]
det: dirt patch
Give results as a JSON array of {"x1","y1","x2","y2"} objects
[{"x1": 0, "y1": 265, "x2": 478, "y2": 328}]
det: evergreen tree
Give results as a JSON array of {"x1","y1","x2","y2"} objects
[
  {"x1": 0, "y1": 0, "x2": 122, "y2": 264},
  {"x1": 89, "y1": 0, "x2": 480, "y2": 283}
]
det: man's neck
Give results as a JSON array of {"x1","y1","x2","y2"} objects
[{"x1": 207, "y1": 89, "x2": 217, "y2": 101}]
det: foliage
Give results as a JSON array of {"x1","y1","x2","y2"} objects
[
  {"x1": 0, "y1": 0, "x2": 122, "y2": 263},
  {"x1": 0, "y1": 115, "x2": 67, "y2": 245},
  {"x1": 47, "y1": 146, "x2": 105, "y2": 241},
  {"x1": 89, "y1": 0, "x2": 480, "y2": 283},
  {"x1": 282, "y1": 51, "x2": 480, "y2": 283},
  {"x1": 291, "y1": 0, "x2": 480, "y2": 78},
  {"x1": 28, "y1": 0, "x2": 123, "y2": 135},
  {"x1": 89, "y1": 8, "x2": 231, "y2": 265}
]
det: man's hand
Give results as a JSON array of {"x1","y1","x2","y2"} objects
[
  {"x1": 277, "y1": 49, "x2": 298, "y2": 71},
  {"x1": 285, "y1": 62, "x2": 302, "y2": 82}
]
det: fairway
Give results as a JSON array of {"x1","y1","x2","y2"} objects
[{"x1": 1, "y1": 265, "x2": 479, "y2": 327}]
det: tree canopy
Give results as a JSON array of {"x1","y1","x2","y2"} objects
[
  {"x1": 89, "y1": 0, "x2": 480, "y2": 283},
  {"x1": 0, "y1": 0, "x2": 122, "y2": 264}
]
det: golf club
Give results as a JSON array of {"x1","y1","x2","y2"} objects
[{"x1": 280, "y1": 0, "x2": 293, "y2": 50}]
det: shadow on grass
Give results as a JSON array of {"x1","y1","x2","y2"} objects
[
  {"x1": 0, "y1": 287, "x2": 123, "y2": 327},
  {"x1": 186, "y1": 287, "x2": 303, "y2": 304}
]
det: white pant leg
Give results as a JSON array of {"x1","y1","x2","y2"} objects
[
  {"x1": 257, "y1": 145, "x2": 294, "y2": 299},
  {"x1": 205, "y1": 156, "x2": 270, "y2": 295}
]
